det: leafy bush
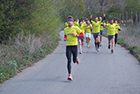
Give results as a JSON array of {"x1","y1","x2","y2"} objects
[{"x1": 0, "y1": 0, "x2": 35, "y2": 43}]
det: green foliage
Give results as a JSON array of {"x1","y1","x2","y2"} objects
[
  {"x1": 0, "y1": 0, "x2": 34, "y2": 43},
  {"x1": 117, "y1": 38, "x2": 128, "y2": 47},
  {"x1": 0, "y1": 0, "x2": 64, "y2": 84},
  {"x1": 129, "y1": 46, "x2": 138, "y2": 54},
  {"x1": 125, "y1": 0, "x2": 140, "y2": 12},
  {"x1": 62, "y1": 0, "x2": 86, "y2": 20},
  {"x1": 108, "y1": 5, "x2": 120, "y2": 13}
]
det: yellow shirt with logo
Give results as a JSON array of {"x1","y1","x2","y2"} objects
[
  {"x1": 82, "y1": 22, "x2": 86, "y2": 26},
  {"x1": 85, "y1": 24, "x2": 92, "y2": 33},
  {"x1": 91, "y1": 21, "x2": 101, "y2": 33},
  {"x1": 64, "y1": 26, "x2": 82, "y2": 46},
  {"x1": 106, "y1": 23, "x2": 116, "y2": 35}
]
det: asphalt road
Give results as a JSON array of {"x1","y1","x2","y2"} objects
[{"x1": 0, "y1": 31, "x2": 140, "y2": 94}]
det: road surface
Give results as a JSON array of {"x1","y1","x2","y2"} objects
[{"x1": 0, "y1": 31, "x2": 140, "y2": 94}]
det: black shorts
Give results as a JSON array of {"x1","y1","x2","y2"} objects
[{"x1": 93, "y1": 33, "x2": 100, "y2": 39}]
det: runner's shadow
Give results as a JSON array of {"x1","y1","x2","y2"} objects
[
  {"x1": 17, "y1": 77, "x2": 71, "y2": 84},
  {"x1": 53, "y1": 52, "x2": 65, "y2": 54},
  {"x1": 82, "y1": 51, "x2": 97, "y2": 54}
]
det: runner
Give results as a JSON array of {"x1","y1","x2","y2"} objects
[
  {"x1": 64, "y1": 16, "x2": 84, "y2": 81},
  {"x1": 99, "y1": 16, "x2": 105, "y2": 46},
  {"x1": 78, "y1": 20, "x2": 85, "y2": 54},
  {"x1": 82, "y1": 20, "x2": 86, "y2": 26},
  {"x1": 103, "y1": 19, "x2": 120, "y2": 53},
  {"x1": 114, "y1": 20, "x2": 123, "y2": 46},
  {"x1": 90, "y1": 14, "x2": 105, "y2": 52},
  {"x1": 74, "y1": 18, "x2": 79, "y2": 27},
  {"x1": 85, "y1": 19, "x2": 92, "y2": 47}
]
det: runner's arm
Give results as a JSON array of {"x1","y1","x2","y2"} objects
[
  {"x1": 78, "y1": 32, "x2": 84, "y2": 37},
  {"x1": 103, "y1": 22, "x2": 106, "y2": 28},
  {"x1": 119, "y1": 20, "x2": 123, "y2": 26},
  {"x1": 102, "y1": 13, "x2": 106, "y2": 22},
  {"x1": 72, "y1": 32, "x2": 84, "y2": 37},
  {"x1": 64, "y1": 30, "x2": 67, "y2": 41},
  {"x1": 64, "y1": 35, "x2": 67, "y2": 41},
  {"x1": 90, "y1": 19, "x2": 92, "y2": 23}
]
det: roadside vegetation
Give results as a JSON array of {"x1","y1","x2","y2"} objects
[
  {"x1": 118, "y1": 25, "x2": 140, "y2": 62},
  {"x1": 0, "y1": 0, "x2": 64, "y2": 84}
]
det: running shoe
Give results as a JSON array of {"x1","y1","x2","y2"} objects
[
  {"x1": 87, "y1": 45, "x2": 89, "y2": 47},
  {"x1": 111, "y1": 49, "x2": 114, "y2": 53},
  {"x1": 89, "y1": 40, "x2": 91, "y2": 43},
  {"x1": 96, "y1": 48, "x2": 100, "y2": 52},
  {"x1": 77, "y1": 58, "x2": 80, "y2": 64},
  {"x1": 108, "y1": 45, "x2": 110, "y2": 49},
  {"x1": 96, "y1": 45, "x2": 98, "y2": 49},
  {"x1": 99, "y1": 44, "x2": 102, "y2": 47},
  {"x1": 67, "y1": 74, "x2": 73, "y2": 81},
  {"x1": 79, "y1": 51, "x2": 82, "y2": 54}
]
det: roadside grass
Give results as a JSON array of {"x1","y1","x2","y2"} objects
[
  {"x1": 0, "y1": 30, "x2": 61, "y2": 83},
  {"x1": 0, "y1": 0, "x2": 64, "y2": 84},
  {"x1": 117, "y1": 38, "x2": 140, "y2": 62}
]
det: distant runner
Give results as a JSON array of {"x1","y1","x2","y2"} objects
[
  {"x1": 103, "y1": 19, "x2": 120, "y2": 53},
  {"x1": 78, "y1": 20, "x2": 86, "y2": 54},
  {"x1": 114, "y1": 20, "x2": 123, "y2": 46},
  {"x1": 74, "y1": 18, "x2": 79, "y2": 27},
  {"x1": 99, "y1": 14, "x2": 105, "y2": 46},
  {"x1": 64, "y1": 16, "x2": 84, "y2": 81},
  {"x1": 65, "y1": 21, "x2": 68, "y2": 28},
  {"x1": 85, "y1": 19, "x2": 92, "y2": 47}
]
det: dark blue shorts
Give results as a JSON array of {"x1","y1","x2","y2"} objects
[
  {"x1": 100, "y1": 30, "x2": 103, "y2": 35},
  {"x1": 93, "y1": 33, "x2": 100, "y2": 39},
  {"x1": 78, "y1": 37, "x2": 84, "y2": 42},
  {"x1": 108, "y1": 35, "x2": 115, "y2": 40}
]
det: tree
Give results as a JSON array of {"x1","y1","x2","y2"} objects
[
  {"x1": 125, "y1": 0, "x2": 140, "y2": 12},
  {"x1": 63, "y1": 0, "x2": 86, "y2": 20}
]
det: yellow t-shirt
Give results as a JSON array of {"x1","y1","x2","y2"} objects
[
  {"x1": 106, "y1": 23, "x2": 116, "y2": 35},
  {"x1": 100, "y1": 22, "x2": 104, "y2": 30},
  {"x1": 82, "y1": 22, "x2": 86, "y2": 26},
  {"x1": 114, "y1": 23, "x2": 120, "y2": 34},
  {"x1": 65, "y1": 22, "x2": 68, "y2": 27},
  {"x1": 74, "y1": 21, "x2": 79, "y2": 27},
  {"x1": 85, "y1": 24, "x2": 92, "y2": 33},
  {"x1": 64, "y1": 26, "x2": 82, "y2": 46},
  {"x1": 91, "y1": 21, "x2": 101, "y2": 33},
  {"x1": 79, "y1": 25, "x2": 86, "y2": 37}
]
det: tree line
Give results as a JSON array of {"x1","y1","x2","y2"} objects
[{"x1": 0, "y1": 0, "x2": 140, "y2": 43}]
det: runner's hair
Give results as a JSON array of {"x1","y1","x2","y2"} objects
[{"x1": 68, "y1": 16, "x2": 74, "y2": 20}]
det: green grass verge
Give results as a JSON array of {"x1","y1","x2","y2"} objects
[{"x1": 117, "y1": 38, "x2": 140, "y2": 63}]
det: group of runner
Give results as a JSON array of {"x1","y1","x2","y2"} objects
[{"x1": 64, "y1": 14, "x2": 123, "y2": 81}]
